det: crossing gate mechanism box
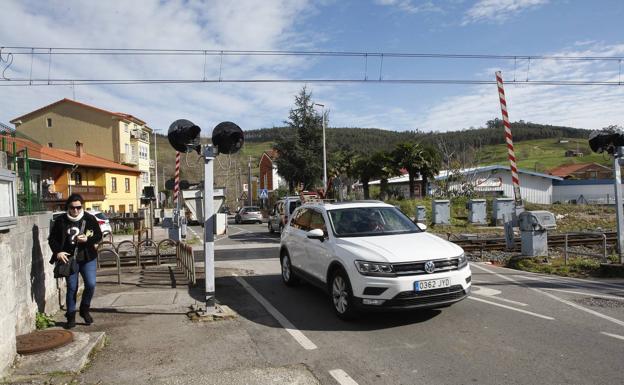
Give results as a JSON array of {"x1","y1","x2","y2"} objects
[
  {"x1": 518, "y1": 210, "x2": 556, "y2": 256},
  {"x1": 467, "y1": 199, "x2": 487, "y2": 225},
  {"x1": 432, "y1": 200, "x2": 450, "y2": 225},
  {"x1": 492, "y1": 198, "x2": 515, "y2": 226}
]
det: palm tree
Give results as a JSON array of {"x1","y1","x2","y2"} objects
[
  {"x1": 370, "y1": 151, "x2": 398, "y2": 201},
  {"x1": 392, "y1": 142, "x2": 424, "y2": 198},
  {"x1": 420, "y1": 145, "x2": 442, "y2": 196}
]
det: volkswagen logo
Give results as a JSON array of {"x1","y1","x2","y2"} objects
[{"x1": 424, "y1": 261, "x2": 436, "y2": 274}]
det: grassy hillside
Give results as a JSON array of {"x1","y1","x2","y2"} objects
[{"x1": 477, "y1": 137, "x2": 609, "y2": 172}]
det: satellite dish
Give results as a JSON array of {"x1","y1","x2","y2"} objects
[
  {"x1": 168, "y1": 119, "x2": 201, "y2": 153},
  {"x1": 212, "y1": 121, "x2": 244, "y2": 154}
]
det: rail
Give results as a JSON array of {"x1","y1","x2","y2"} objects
[
  {"x1": 176, "y1": 242, "x2": 196, "y2": 285},
  {"x1": 96, "y1": 241, "x2": 121, "y2": 284},
  {"x1": 563, "y1": 232, "x2": 608, "y2": 264}
]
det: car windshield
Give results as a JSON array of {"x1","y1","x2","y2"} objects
[
  {"x1": 328, "y1": 206, "x2": 420, "y2": 237},
  {"x1": 94, "y1": 213, "x2": 107, "y2": 220}
]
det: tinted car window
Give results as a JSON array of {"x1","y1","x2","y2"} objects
[
  {"x1": 308, "y1": 210, "x2": 326, "y2": 232},
  {"x1": 95, "y1": 213, "x2": 107, "y2": 220},
  {"x1": 291, "y1": 208, "x2": 312, "y2": 230},
  {"x1": 289, "y1": 201, "x2": 301, "y2": 214}
]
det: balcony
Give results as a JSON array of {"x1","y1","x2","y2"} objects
[
  {"x1": 121, "y1": 152, "x2": 138, "y2": 165},
  {"x1": 71, "y1": 185, "x2": 105, "y2": 201}
]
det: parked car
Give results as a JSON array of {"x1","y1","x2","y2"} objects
[
  {"x1": 279, "y1": 201, "x2": 471, "y2": 319},
  {"x1": 235, "y1": 206, "x2": 263, "y2": 224},
  {"x1": 89, "y1": 210, "x2": 113, "y2": 235},
  {"x1": 268, "y1": 196, "x2": 301, "y2": 233}
]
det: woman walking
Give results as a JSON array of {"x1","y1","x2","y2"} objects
[{"x1": 49, "y1": 194, "x2": 102, "y2": 328}]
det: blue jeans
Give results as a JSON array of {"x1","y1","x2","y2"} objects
[{"x1": 65, "y1": 258, "x2": 97, "y2": 314}]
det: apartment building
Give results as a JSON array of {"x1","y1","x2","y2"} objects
[{"x1": 11, "y1": 98, "x2": 153, "y2": 192}]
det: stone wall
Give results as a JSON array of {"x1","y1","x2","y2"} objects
[{"x1": 0, "y1": 213, "x2": 67, "y2": 377}]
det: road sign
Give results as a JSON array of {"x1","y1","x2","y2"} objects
[{"x1": 260, "y1": 188, "x2": 268, "y2": 199}]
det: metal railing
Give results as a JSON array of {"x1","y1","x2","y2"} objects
[
  {"x1": 176, "y1": 242, "x2": 196, "y2": 285},
  {"x1": 96, "y1": 241, "x2": 121, "y2": 284},
  {"x1": 563, "y1": 232, "x2": 608, "y2": 264}
]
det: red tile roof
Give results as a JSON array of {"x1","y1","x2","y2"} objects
[
  {"x1": 548, "y1": 163, "x2": 610, "y2": 178},
  {"x1": 10, "y1": 98, "x2": 146, "y2": 126},
  {"x1": 3, "y1": 135, "x2": 140, "y2": 173}
]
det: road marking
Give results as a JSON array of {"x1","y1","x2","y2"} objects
[
  {"x1": 329, "y1": 369, "x2": 360, "y2": 385},
  {"x1": 233, "y1": 275, "x2": 317, "y2": 350},
  {"x1": 542, "y1": 288, "x2": 624, "y2": 301},
  {"x1": 468, "y1": 296, "x2": 554, "y2": 320},
  {"x1": 601, "y1": 332, "x2": 624, "y2": 341},
  {"x1": 473, "y1": 264, "x2": 624, "y2": 328},
  {"x1": 512, "y1": 274, "x2": 624, "y2": 294},
  {"x1": 215, "y1": 243, "x2": 280, "y2": 250},
  {"x1": 472, "y1": 286, "x2": 528, "y2": 306}
]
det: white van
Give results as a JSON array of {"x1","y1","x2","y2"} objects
[{"x1": 268, "y1": 196, "x2": 301, "y2": 233}]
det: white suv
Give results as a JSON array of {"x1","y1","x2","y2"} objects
[{"x1": 279, "y1": 201, "x2": 471, "y2": 319}]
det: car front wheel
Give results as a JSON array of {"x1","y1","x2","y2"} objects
[
  {"x1": 280, "y1": 251, "x2": 299, "y2": 286},
  {"x1": 330, "y1": 269, "x2": 357, "y2": 320}
]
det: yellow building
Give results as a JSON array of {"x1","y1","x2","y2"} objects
[
  {"x1": 7, "y1": 137, "x2": 140, "y2": 212},
  {"x1": 10, "y1": 98, "x2": 153, "y2": 194}
]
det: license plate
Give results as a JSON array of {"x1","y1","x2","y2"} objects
[{"x1": 415, "y1": 278, "x2": 451, "y2": 291}]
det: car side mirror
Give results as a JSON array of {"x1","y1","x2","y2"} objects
[
  {"x1": 306, "y1": 228, "x2": 325, "y2": 241},
  {"x1": 416, "y1": 223, "x2": 427, "y2": 231}
]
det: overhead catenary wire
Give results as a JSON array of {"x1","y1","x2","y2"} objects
[{"x1": 1, "y1": 46, "x2": 624, "y2": 87}]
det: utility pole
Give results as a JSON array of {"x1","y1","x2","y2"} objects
[
  {"x1": 248, "y1": 156, "x2": 252, "y2": 206},
  {"x1": 614, "y1": 147, "x2": 624, "y2": 263},
  {"x1": 154, "y1": 130, "x2": 159, "y2": 209}
]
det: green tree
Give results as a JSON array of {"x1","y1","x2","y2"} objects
[
  {"x1": 392, "y1": 142, "x2": 424, "y2": 198},
  {"x1": 370, "y1": 151, "x2": 398, "y2": 201},
  {"x1": 421, "y1": 145, "x2": 442, "y2": 196},
  {"x1": 274, "y1": 87, "x2": 324, "y2": 192},
  {"x1": 353, "y1": 154, "x2": 376, "y2": 199}
]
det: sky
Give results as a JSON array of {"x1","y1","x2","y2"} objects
[{"x1": 1, "y1": 0, "x2": 624, "y2": 136}]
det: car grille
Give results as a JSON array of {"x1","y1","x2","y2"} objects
[
  {"x1": 391, "y1": 258, "x2": 460, "y2": 276},
  {"x1": 384, "y1": 285, "x2": 466, "y2": 307}
]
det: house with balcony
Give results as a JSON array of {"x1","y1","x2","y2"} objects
[
  {"x1": 10, "y1": 98, "x2": 153, "y2": 193},
  {"x1": 3, "y1": 135, "x2": 140, "y2": 212}
]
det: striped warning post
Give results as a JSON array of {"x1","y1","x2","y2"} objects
[
  {"x1": 174, "y1": 151, "x2": 181, "y2": 207},
  {"x1": 495, "y1": 71, "x2": 522, "y2": 205}
]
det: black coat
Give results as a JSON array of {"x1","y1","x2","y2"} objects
[{"x1": 48, "y1": 212, "x2": 103, "y2": 263}]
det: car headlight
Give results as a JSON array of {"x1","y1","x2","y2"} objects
[
  {"x1": 457, "y1": 253, "x2": 468, "y2": 268},
  {"x1": 354, "y1": 260, "x2": 395, "y2": 276}
]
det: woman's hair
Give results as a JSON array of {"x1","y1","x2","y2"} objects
[{"x1": 65, "y1": 193, "x2": 84, "y2": 209}]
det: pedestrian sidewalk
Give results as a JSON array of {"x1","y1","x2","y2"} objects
[{"x1": 3, "y1": 262, "x2": 319, "y2": 384}]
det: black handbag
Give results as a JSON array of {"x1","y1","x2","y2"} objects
[{"x1": 53, "y1": 220, "x2": 85, "y2": 278}]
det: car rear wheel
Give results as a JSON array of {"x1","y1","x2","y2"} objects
[
  {"x1": 280, "y1": 251, "x2": 299, "y2": 286},
  {"x1": 330, "y1": 269, "x2": 357, "y2": 320}
]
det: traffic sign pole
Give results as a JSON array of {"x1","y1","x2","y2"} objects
[{"x1": 203, "y1": 145, "x2": 216, "y2": 313}]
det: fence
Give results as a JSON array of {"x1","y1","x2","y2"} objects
[
  {"x1": 1, "y1": 134, "x2": 46, "y2": 215},
  {"x1": 563, "y1": 232, "x2": 608, "y2": 264}
]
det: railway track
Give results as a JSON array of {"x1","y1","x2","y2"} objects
[{"x1": 452, "y1": 231, "x2": 617, "y2": 252}]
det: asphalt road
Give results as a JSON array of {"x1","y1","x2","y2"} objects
[{"x1": 198, "y1": 221, "x2": 624, "y2": 385}]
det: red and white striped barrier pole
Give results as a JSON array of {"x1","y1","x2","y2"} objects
[
  {"x1": 174, "y1": 151, "x2": 181, "y2": 206},
  {"x1": 496, "y1": 71, "x2": 523, "y2": 207}
]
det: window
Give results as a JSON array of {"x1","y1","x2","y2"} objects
[
  {"x1": 46, "y1": 118, "x2": 52, "y2": 128},
  {"x1": 48, "y1": 142, "x2": 53, "y2": 148},
  {"x1": 111, "y1": 177, "x2": 117, "y2": 192},
  {"x1": 142, "y1": 172, "x2": 149, "y2": 184},
  {"x1": 308, "y1": 210, "x2": 327, "y2": 232},
  {"x1": 125, "y1": 143, "x2": 130, "y2": 155},
  {"x1": 124, "y1": 123, "x2": 129, "y2": 133},
  {"x1": 129, "y1": 204, "x2": 134, "y2": 213},
  {"x1": 72, "y1": 172, "x2": 82, "y2": 185},
  {"x1": 139, "y1": 145, "x2": 148, "y2": 160},
  {"x1": 125, "y1": 178, "x2": 130, "y2": 192},
  {"x1": 291, "y1": 208, "x2": 312, "y2": 231},
  {"x1": 92, "y1": 205, "x2": 101, "y2": 211},
  {"x1": 109, "y1": 205, "x2": 115, "y2": 213}
]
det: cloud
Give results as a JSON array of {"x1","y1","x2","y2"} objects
[
  {"x1": 418, "y1": 43, "x2": 624, "y2": 132},
  {"x1": 0, "y1": 0, "x2": 316, "y2": 132},
  {"x1": 463, "y1": 0, "x2": 548, "y2": 25},
  {"x1": 374, "y1": 0, "x2": 442, "y2": 14}
]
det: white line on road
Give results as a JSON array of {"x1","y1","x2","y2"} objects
[
  {"x1": 472, "y1": 285, "x2": 528, "y2": 305},
  {"x1": 215, "y1": 243, "x2": 280, "y2": 250},
  {"x1": 233, "y1": 274, "x2": 318, "y2": 350},
  {"x1": 472, "y1": 263, "x2": 624, "y2": 328},
  {"x1": 542, "y1": 288, "x2": 624, "y2": 301},
  {"x1": 329, "y1": 369, "x2": 360, "y2": 385},
  {"x1": 601, "y1": 332, "x2": 624, "y2": 341},
  {"x1": 468, "y1": 296, "x2": 555, "y2": 320}
]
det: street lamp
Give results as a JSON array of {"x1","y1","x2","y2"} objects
[
  {"x1": 313, "y1": 103, "x2": 327, "y2": 190},
  {"x1": 152, "y1": 128, "x2": 163, "y2": 209}
]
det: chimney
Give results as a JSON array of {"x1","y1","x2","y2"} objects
[{"x1": 75, "y1": 141, "x2": 84, "y2": 157}]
